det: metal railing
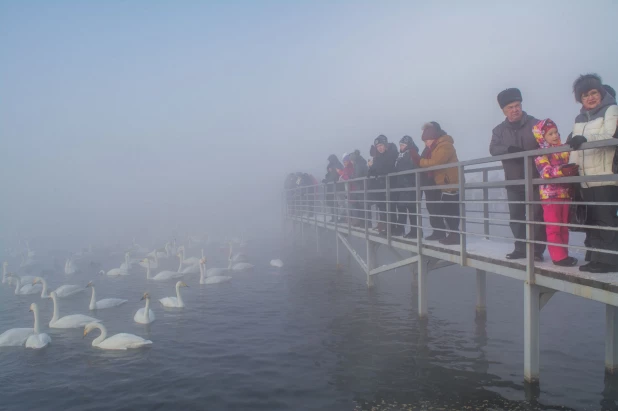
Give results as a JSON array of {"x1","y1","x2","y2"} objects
[{"x1": 284, "y1": 139, "x2": 618, "y2": 274}]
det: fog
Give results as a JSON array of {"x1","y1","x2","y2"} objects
[{"x1": 1, "y1": 1, "x2": 617, "y2": 248}]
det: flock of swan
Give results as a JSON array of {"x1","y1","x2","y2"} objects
[{"x1": 0, "y1": 237, "x2": 284, "y2": 351}]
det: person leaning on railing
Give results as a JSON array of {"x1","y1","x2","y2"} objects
[
  {"x1": 323, "y1": 155, "x2": 343, "y2": 222},
  {"x1": 568, "y1": 73, "x2": 618, "y2": 274},
  {"x1": 394, "y1": 135, "x2": 420, "y2": 239},
  {"x1": 489, "y1": 88, "x2": 546, "y2": 262},
  {"x1": 349, "y1": 149, "x2": 368, "y2": 226},
  {"x1": 367, "y1": 135, "x2": 398, "y2": 236},
  {"x1": 410, "y1": 122, "x2": 460, "y2": 245}
]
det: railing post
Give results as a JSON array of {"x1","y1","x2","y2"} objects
[
  {"x1": 476, "y1": 269, "x2": 487, "y2": 318},
  {"x1": 482, "y1": 169, "x2": 489, "y2": 239},
  {"x1": 606, "y1": 305, "x2": 618, "y2": 375},
  {"x1": 386, "y1": 176, "x2": 391, "y2": 244},
  {"x1": 346, "y1": 181, "x2": 351, "y2": 235},
  {"x1": 415, "y1": 172, "x2": 427, "y2": 317},
  {"x1": 524, "y1": 154, "x2": 536, "y2": 283},
  {"x1": 334, "y1": 182, "x2": 339, "y2": 267},
  {"x1": 459, "y1": 165, "x2": 466, "y2": 265},
  {"x1": 364, "y1": 179, "x2": 369, "y2": 238}
]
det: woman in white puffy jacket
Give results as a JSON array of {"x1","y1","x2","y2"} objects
[{"x1": 568, "y1": 74, "x2": 618, "y2": 273}]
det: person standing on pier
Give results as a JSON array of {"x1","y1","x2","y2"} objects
[
  {"x1": 532, "y1": 119, "x2": 578, "y2": 267},
  {"x1": 568, "y1": 74, "x2": 618, "y2": 273},
  {"x1": 489, "y1": 88, "x2": 546, "y2": 261},
  {"x1": 410, "y1": 122, "x2": 460, "y2": 245},
  {"x1": 349, "y1": 149, "x2": 368, "y2": 226},
  {"x1": 395, "y1": 136, "x2": 420, "y2": 239},
  {"x1": 323, "y1": 155, "x2": 343, "y2": 222},
  {"x1": 367, "y1": 135, "x2": 399, "y2": 236}
]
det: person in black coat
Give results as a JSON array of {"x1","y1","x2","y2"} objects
[
  {"x1": 349, "y1": 149, "x2": 368, "y2": 226},
  {"x1": 323, "y1": 154, "x2": 343, "y2": 222},
  {"x1": 367, "y1": 135, "x2": 398, "y2": 236},
  {"x1": 395, "y1": 136, "x2": 420, "y2": 238}
]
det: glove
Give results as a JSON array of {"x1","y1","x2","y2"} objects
[
  {"x1": 410, "y1": 149, "x2": 422, "y2": 166},
  {"x1": 569, "y1": 135, "x2": 587, "y2": 150},
  {"x1": 561, "y1": 163, "x2": 579, "y2": 177},
  {"x1": 507, "y1": 146, "x2": 524, "y2": 154}
]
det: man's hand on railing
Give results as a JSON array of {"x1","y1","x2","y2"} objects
[
  {"x1": 367, "y1": 168, "x2": 378, "y2": 178},
  {"x1": 507, "y1": 146, "x2": 524, "y2": 154},
  {"x1": 568, "y1": 135, "x2": 587, "y2": 150}
]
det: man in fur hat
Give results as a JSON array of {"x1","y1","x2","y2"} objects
[{"x1": 489, "y1": 88, "x2": 546, "y2": 261}]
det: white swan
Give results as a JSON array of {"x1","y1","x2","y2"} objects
[
  {"x1": 83, "y1": 322, "x2": 152, "y2": 350},
  {"x1": 179, "y1": 247, "x2": 200, "y2": 266},
  {"x1": 228, "y1": 242, "x2": 248, "y2": 263},
  {"x1": 33, "y1": 277, "x2": 84, "y2": 299},
  {"x1": 9, "y1": 274, "x2": 43, "y2": 295},
  {"x1": 229, "y1": 262, "x2": 255, "y2": 272},
  {"x1": 143, "y1": 257, "x2": 184, "y2": 281},
  {"x1": 270, "y1": 259, "x2": 284, "y2": 268},
  {"x1": 64, "y1": 257, "x2": 78, "y2": 275},
  {"x1": 0, "y1": 323, "x2": 34, "y2": 347},
  {"x1": 105, "y1": 253, "x2": 131, "y2": 276},
  {"x1": 180, "y1": 262, "x2": 200, "y2": 274},
  {"x1": 87, "y1": 282, "x2": 127, "y2": 310},
  {"x1": 139, "y1": 256, "x2": 158, "y2": 270},
  {"x1": 49, "y1": 291, "x2": 100, "y2": 329},
  {"x1": 119, "y1": 252, "x2": 133, "y2": 271},
  {"x1": 200, "y1": 258, "x2": 231, "y2": 285},
  {"x1": 134, "y1": 293, "x2": 156, "y2": 324},
  {"x1": 159, "y1": 281, "x2": 189, "y2": 308},
  {"x1": 2, "y1": 261, "x2": 8, "y2": 284},
  {"x1": 26, "y1": 303, "x2": 51, "y2": 349}
]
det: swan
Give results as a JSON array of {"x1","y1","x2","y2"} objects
[
  {"x1": 83, "y1": 322, "x2": 152, "y2": 350},
  {"x1": 49, "y1": 291, "x2": 100, "y2": 328},
  {"x1": 20, "y1": 253, "x2": 36, "y2": 268},
  {"x1": 143, "y1": 258, "x2": 184, "y2": 281},
  {"x1": 270, "y1": 259, "x2": 284, "y2": 268},
  {"x1": 64, "y1": 257, "x2": 78, "y2": 275},
  {"x1": 119, "y1": 252, "x2": 133, "y2": 271},
  {"x1": 105, "y1": 253, "x2": 131, "y2": 276},
  {"x1": 178, "y1": 247, "x2": 200, "y2": 266},
  {"x1": 229, "y1": 261, "x2": 255, "y2": 272},
  {"x1": 200, "y1": 258, "x2": 231, "y2": 285},
  {"x1": 87, "y1": 282, "x2": 127, "y2": 310},
  {"x1": 33, "y1": 277, "x2": 84, "y2": 298},
  {"x1": 2, "y1": 261, "x2": 8, "y2": 284},
  {"x1": 159, "y1": 281, "x2": 189, "y2": 308},
  {"x1": 0, "y1": 322, "x2": 34, "y2": 347},
  {"x1": 134, "y1": 293, "x2": 156, "y2": 324},
  {"x1": 139, "y1": 256, "x2": 158, "y2": 270},
  {"x1": 9, "y1": 274, "x2": 43, "y2": 295},
  {"x1": 228, "y1": 242, "x2": 248, "y2": 263},
  {"x1": 26, "y1": 303, "x2": 51, "y2": 349}
]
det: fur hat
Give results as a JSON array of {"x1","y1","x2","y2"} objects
[
  {"x1": 604, "y1": 84, "x2": 616, "y2": 98},
  {"x1": 421, "y1": 122, "x2": 446, "y2": 141},
  {"x1": 497, "y1": 88, "x2": 522, "y2": 109},
  {"x1": 573, "y1": 73, "x2": 605, "y2": 102}
]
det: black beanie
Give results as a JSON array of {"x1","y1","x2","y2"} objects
[
  {"x1": 497, "y1": 88, "x2": 522, "y2": 109},
  {"x1": 327, "y1": 154, "x2": 338, "y2": 163},
  {"x1": 604, "y1": 84, "x2": 616, "y2": 99},
  {"x1": 374, "y1": 135, "x2": 388, "y2": 146},
  {"x1": 573, "y1": 73, "x2": 605, "y2": 103}
]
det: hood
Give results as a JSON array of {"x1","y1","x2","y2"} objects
[
  {"x1": 434, "y1": 134, "x2": 454, "y2": 146},
  {"x1": 533, "y1": 119, "x2": 562, "y2": 148},
  {"x1": 576, "y1": 92, "x2": 618, "y2": 123}
]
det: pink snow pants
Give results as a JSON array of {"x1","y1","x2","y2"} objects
[{"x1": 542, "y1": 199, "x2": 571, "y2": 262}]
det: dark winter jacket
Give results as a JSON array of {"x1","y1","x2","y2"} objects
[
  {"x1": 368, "y1": 142, "x2": 398, "y2": 190},
  {"x1": 489, "y1": 112, "x2": 540, "y2": 183},
  {"x1": 324, "y1": 156, "x2": 344, "y2": 192},
  {"x1": 394, "y1": 142, "x2": 419, "y2": 188}
]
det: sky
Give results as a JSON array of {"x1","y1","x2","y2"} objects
[{"x1": 1, "y1": 0, "x2": 617, "y2": 246}]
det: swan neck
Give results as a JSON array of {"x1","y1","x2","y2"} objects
[
  {"x1": 14, "y1": 277, "x2": 21, "y2": 295},
  {"x1": 40, "y1": 278, "x2": 48, "y2": 298},
  {"x1": 199, "y1": 262, "x2": 205, "y2": 282},
  {"x1": 93, "y1": 323, "x2": 107, "y2": 346},
  {"x1": 89, "y1": 286, "x2": 96, "y2": 309},
  {"x1": 177, "y1": 257, "x2": 182, "y2": 272},
  {"x1": 32, "y1": 305, "x2": 41, "y2": 334},
  {"x1": 146, "y1": 263, "x2": 151, "y2": 280},
  {"x1": 176, "y1": 283, "x2": 184, "y2": 306},
  {"x1": 51, "y1": 294, "x2": 59, "y2": 322},
  {"x1": 144, "y1": 298, "x2": 151, "y2": 321}
]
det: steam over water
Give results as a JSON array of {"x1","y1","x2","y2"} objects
[{"x1": 0, "y1": 237, "x2": 611, "y2": 411}]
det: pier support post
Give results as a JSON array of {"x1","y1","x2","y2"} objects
[
  {"x1": 418, "y1": 254, "x2": 428, "y2": 319},
  {"x1": 476, "y1": 270, "x2": 486, "y2": 319},
  {"x1": 606, "y1": 305, "x2": 618, "y2": 375},
  {"x1": 524, "y1": 282, "x2": 540, "y2": 384}
]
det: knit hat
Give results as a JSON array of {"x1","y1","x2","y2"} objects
[
  {"x1": 497, "y1": 88, "x2": 522, "y2": 109},
  {"x1": 604, "y1": 84, "x2": 616, "y2": 98},
  {"x1": 421, "y1": 122, "x2": 446, "y2": 141},
  {"x1": 342, "y1": 152, "x2": 350, "y2": 163},
  {"x1": 400, "y1": 135, "x2": 414, "y2": 146},
  {"x1": 374, "y1": 135, "x2": 388, "y2": 146},
  {"x1": 573, "y1": 73, "x2": 605, "y2": 103}
]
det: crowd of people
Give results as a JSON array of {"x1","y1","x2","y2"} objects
[{"x1": 286, "y1": 73, "x2": 618, "y2": 273}]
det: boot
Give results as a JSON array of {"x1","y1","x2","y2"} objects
[
  {"x1": 439, "y1": 233, "x2": 460, "y2": 245},
  {"x1": 404, "y1": 230, "x2": 418, "y2": 239},
  {"x1": 425, "y1": 231, "x2": 446, "y2": 241},
  {"x1": 391, "y1": 225, "x2": 404, "y2": 236}
]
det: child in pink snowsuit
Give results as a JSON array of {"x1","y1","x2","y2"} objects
[{"x1": 533, "y1": 119, "x2": 579, "y2": 267}]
